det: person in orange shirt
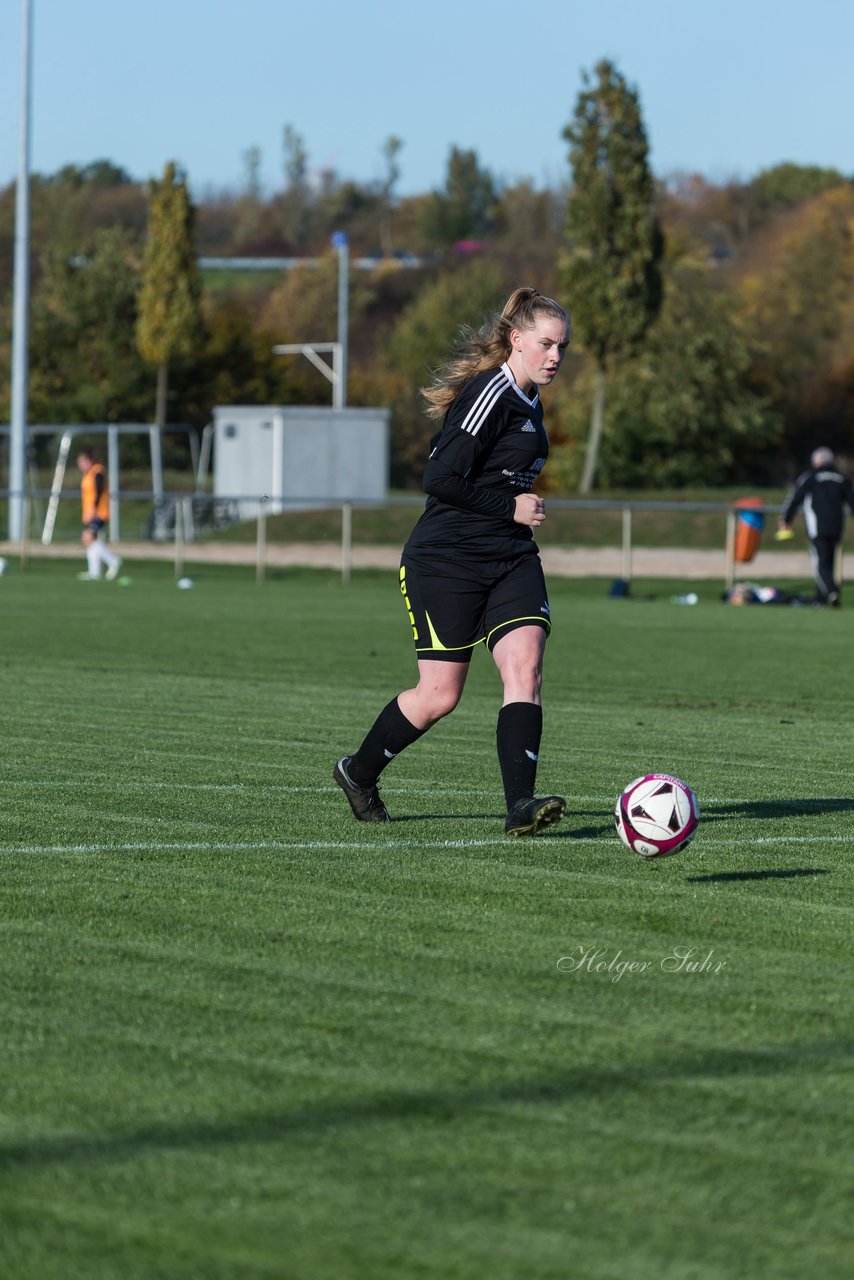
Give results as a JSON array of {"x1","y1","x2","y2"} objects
[{"x1": 77, "y1": 449, "x2": 122, "y2": 581}]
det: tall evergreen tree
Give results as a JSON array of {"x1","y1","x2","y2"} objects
[
  {"x1": 136, "y1": 161, "x2": 204, "y2": 428},
  {"x1": 562, "y1": 60, "x2": 663, "y2": 491},
  {"x1": 379, "y1": 135, "x2": 403, "y2": 256},
  {"x1": 280, "y1": 124, "x2": 310, "y2": 246}
]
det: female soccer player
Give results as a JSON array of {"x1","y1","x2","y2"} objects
[{"x1": 334, "y1": 286, "x2": 570, "y2": 836}]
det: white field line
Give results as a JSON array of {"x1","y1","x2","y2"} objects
[
  {"x1": 5, "y1": 839, "x2": 508, "y2": 855},
  {"x1": 1, "y1": 833, "x2": 853, "y2": 857}
]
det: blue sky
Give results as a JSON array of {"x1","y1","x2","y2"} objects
[{"x1": 1, "y1": 0, "x2": 852, "y2": 198}]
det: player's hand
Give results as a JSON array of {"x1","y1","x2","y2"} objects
[{"x1": 513, "y1": 493, "x2": 545, "y2": 527}]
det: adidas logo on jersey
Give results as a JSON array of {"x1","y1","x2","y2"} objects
[{"x1": 521, "y1": 420, "x2": 537, "y2": 432}]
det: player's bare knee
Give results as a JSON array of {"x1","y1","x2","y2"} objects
[
  {"x1": 495, "y1": 647, "x2": 543, "y2": 698},
  {"x1": 421, "y1": 684, "x2": 463, "y2": 721},
  {"x1": 501, "y1": 668, "x2": 542, "y2": 703}
]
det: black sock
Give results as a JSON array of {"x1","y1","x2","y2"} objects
[
  {"x1": 496, "y1": 702, "x2": 543, "y2": 810},
  {"x1": 347, "y1": 698, "x2": 427, "y2": 786}
]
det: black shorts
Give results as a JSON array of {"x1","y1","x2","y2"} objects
[
  {"x1": 84, "y1": 518, "x2": 106, "y2": 535},
  {"x1": 399, "y1": 553, "x2": 551, "y2": 662}
]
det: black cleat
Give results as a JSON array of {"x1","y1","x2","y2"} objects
[
  {"x1": 333, "y1": 757, "x2": 390, "y2": 823},
  {"x1": 504, "y1": 795, "x2": 566, "y2": 837}
]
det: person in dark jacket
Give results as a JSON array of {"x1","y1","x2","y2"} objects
[{"x1": 778, "y1": 447, "x2": 854, "y2": 605}]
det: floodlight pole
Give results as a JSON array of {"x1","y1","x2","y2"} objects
[
  {"x1": 9, "y1": 0, "x2": 33, "y2": 541},
  {"x1": 332, "y1": 230, "x2": 348, "y2": 409}
]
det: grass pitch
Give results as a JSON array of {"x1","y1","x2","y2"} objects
[{"x1": 0, "y1": 561, "x2": 852, "y2": 1279}]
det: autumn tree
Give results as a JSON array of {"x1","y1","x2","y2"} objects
[
  {"x1": 28, "y1": 226, "x2": 151, "y2": 428},
  {"x1": 562, "y1": 59, "x2": 663, "y2": 491},
  {"x1": 592, "y1": 253, "x2": 781, "y2": 486},
  {"x1": 168, "y1": 294, "x2": 290, "y2": 431},
  {"x1": 420, "y1": 147, "x2": 497, "y2": 247},
  {"x1": 737, "y1": 184, "x2": 854, "y2": 462},
  {"x1": 750, "y1": 162, "x2": 848, "y2": 217},
  {"x1": 492, "y1": 181, "x2": 563, "y2": 286},
  {"x1": 136, "y1": 161, "x2": 204, "y2": 429},
  {"x1": 382, "y1": 257, "x2": 507, "y2": 483}
]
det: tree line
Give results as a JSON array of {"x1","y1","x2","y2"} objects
[{"x1": 1, "y1": 59, "x2": 852, "y2": 490}]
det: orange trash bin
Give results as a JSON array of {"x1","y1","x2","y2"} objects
[{"x1": 733, "y1": 497, "x2": 765, "y2": 563}]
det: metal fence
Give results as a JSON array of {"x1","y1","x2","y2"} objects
[{"x1": 0, "y1": 489, "x2": 811, "y2": 590}]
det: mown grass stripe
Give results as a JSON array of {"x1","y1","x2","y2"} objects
[{"x1": 3, "y1": 832, "x2": 854, "y2": 856}]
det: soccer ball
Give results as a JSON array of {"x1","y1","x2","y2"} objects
[{"x1": 614, "y1": 774, "x2": 699, "y2": 859}]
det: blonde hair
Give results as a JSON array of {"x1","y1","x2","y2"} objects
[{"x1": 421, "y1": 286, "x2": 570, "y2": 419}]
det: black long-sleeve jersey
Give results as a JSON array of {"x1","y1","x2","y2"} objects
[
  {"x1": 781, "y1": 465, "x2": 854, "y2": 540},
  {"x1": 404, "y1": 363, "x2": 549, "y2": 561}
]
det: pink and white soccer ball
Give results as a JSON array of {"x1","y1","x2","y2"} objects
[{"x1": 614, "y1": 774, "x2": 700, "y2": 858}]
